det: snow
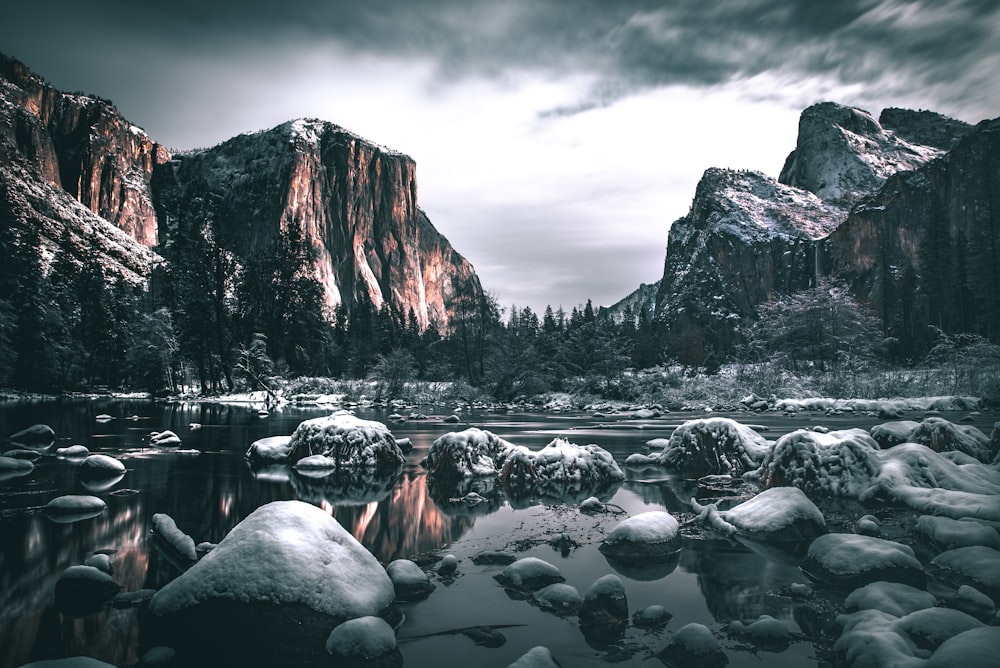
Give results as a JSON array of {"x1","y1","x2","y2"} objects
[
  {"x1": 633, "y1": 604, "x2": 673, "y2": 627},
  {"x1": 659, "y1": 622, "x2": 726, "y2": 663},
  {"x1": 893, "y1": 607, "x2": 983, "y2": 650},
  {"x1": 325, "y1": 615, "x2": 397, "y2": 659},
  {"x1": 79, "y1": 454, "x2": 126, "y2": 477},
  {"x1": 507, "y1": 646, "x2": 560, "y2": 668},
  {"x1": 925, "y1": 627, "x2": 1000, "y2": 667},
  {"x1": 288, "y1": 411, "x2": 404, "y2": 470},
  {"x1": 727, "y1": 614, "x2": 792, "y2": 643},
  {"x1": 387, "y1": 559, "x2": 435, "y2": 600},
  {"x1": 773, "y1": 396, "x2": 980, "y2": 413},
  {"x1": 531, "y1": 583, "x2": 583, "y2": 613},
  {"x1": 600, "y1": 511, "x2": 681, "y2": 562},
  {"x1": 244, "y1": 435, "x2": 293, "y2": 464},
  {"x1": 500, "y1": 438, "x2": 624, "y2": 498},
  {"x1": 647, "y1": 417, "x2": 770, "y2": 476},
  {"x1": 844, "y1": 582, "x2": 935, "y2": 617},
  {"x1": 801, "y1": 533, "x2": 924, "y2": 587},
  {"x1": 915, "y1": 515, "x2": 1000, "y2": 550},
  {"x1": 293, "y1": 454, "x2": 338, "y2": 471},
  {"x1": 909, "y1": 418, "x2": 992, "y2": 462},
  {"x1": 495, "y1": 557, "x2": 565, "y2": 590},
  {"x1": 579, "y1": 496, "x2": 604, "y2": 512},
  {"x1": 756, "y1": 428, "x2": 881, "y2": 498},
  {"x1": 55, "y1": 565, "x2": 121, "y2": 600},
  {"x1": 151, "y1": 513, "x2": 198, "y2": 562},
  {"x1": 928, "y1": 546, "x2": 1000, "y2": 600},
  {"x1": 871, "y1": 421, "x2": 921, "y2": 448},
  {"x1": 149, "y1": 501, "x2": 394, "y2": 619},
  {"x1": 691, "y1": 486, "x2": 826, "y2": 541},
  {"x1": 425, "y1": 428, "x2": 515, "y2": 478},
  {"x1": 84, "y1": 553, "x2": 113, "y2": 575}
]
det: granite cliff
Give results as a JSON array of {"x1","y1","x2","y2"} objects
[{"x1": 0, "y1": 53, "x2": 481, "y2": 332}]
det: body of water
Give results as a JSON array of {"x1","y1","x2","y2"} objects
[{"x1": 1, "y1": 398, "x2": 994, "y2": 667}]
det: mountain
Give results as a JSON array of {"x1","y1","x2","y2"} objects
[
  {"x1": 600, "y1": 280, "x2": 659, "y2": 322},
  {"x1": 154, "y1": 119, "x2": 480, "y2": 330},
  {"x1": 652, "y1": 101, "x2": 990, "y2": 363},
  {"x1": 0, "y1": 53, "x2": 481, "y2": 332}
]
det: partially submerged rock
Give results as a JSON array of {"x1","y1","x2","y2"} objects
[
  {"x1": 386, "y1": 559, "x2": 435, "y2": 601},
  {"x1": 657, "y1": 622, "x2": 728, "y2": 668},
  {"x1": 424, "y1": 428, "x2": 516, "y2": 479},
  {"x1": 500, "y1": 438, "x2": 624, "y2": 502},
  {"x1": 647, "y1": 418, "x2": 769, "y2": 476},
  {"x1": 507, "y1": 646, "x2": 560, "y2": 668},
  {"x1": 495, "y1": 557, "x2": 565, "y2": 591},
  {"x1": 9, "y1": 423, "x2": 55, "y2": 447},
  {"x1": 531, "y1": 583, "x2": 583, "y2": 614},
  {"x1": 927, "y1": 546, "x2": 1000, "y2": 602},
  {"x1": 152, "y1": 513, "x2": 198, "y2": 564},
  {"x1": 79, "y1": 454, "x2": 126, "y2": 479},
  {"x1": 325, "y1": 616, "x2": 401, "y2": 667},
  {"x1": 150, "y1": 430, "x2": 182, "y2": 447},
  {"x1": 726, "y1": 614, "x2": 792, "y2": 649},
  {"x1": 56, "y1": 445, "x2": 91, "y2": 458},
  {"x1": 244, "y1": 435, "x2": 294, "y2": 465},
  {"x1": 288, "y1": 411, "x2": 404, "y2": 470},
  {"x1": 600, "y1": 511, "x2": 681, "y2": 563},
  {"x1": 44, "y1": 495, "x2": 106, "y2": 523},
  {"x1": 800, "y1": 533, "x2": 924, "y2": 589},
  {"x1": 54, "y1": 565, "x2": 122, "y2": 615},
  {"x1": 691, "y1": 487, "x2": 826, "y2": 542}
]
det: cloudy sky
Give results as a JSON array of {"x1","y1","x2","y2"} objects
[{"x1": 3, "y1": 1, "x2": 998, "y2": 314}]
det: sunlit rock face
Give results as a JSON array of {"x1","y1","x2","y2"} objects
[
  {"x1": 154, "y1": 118, "x2": 482, "y2": 330},
  {"x1": 0, "y1": 54, "x2": 162, "y2": 284},
  {"x1": 0, "y1": 53, "x2": 167, "y2": 247}
]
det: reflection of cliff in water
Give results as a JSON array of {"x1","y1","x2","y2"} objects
[{"x1": 331, "y1": 472, "x2": 476, "y2": 562}]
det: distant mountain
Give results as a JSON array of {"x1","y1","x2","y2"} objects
[
  {"x1": 0, "y1": 53, "x2": 481, "y2": 331},
  {"x1": 652, "y1": 101, "x2": 994, "y2": 364},
  {"x1": 601, "y1": 280, "x2": 659, "y2": 321}
]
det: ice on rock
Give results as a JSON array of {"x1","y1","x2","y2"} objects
[
  {"x1": 657, "y1": 622, "x2": 727, "y2": 668},
  {"x1": 910, "y1": 417, "x2": 992, "y2": 463},
  {"x1": 927, "y1": 546, "x2": 1000, "y2": 602},
  {"x1": 288, "y1": 410, "x2": 404, "y2": 470},
  {"x1": 691, "y1": 487, "x2": 826, "y2": 542},
  {"x1": 386, "y1": 559, "x2": 435, "y2": 601},
  {"x1": 79, "y1": 454, "x2": 126, "y2": 478},
  {"x1": 495, "y1": 557, "x2": 565, "y2": 591},
  {"x1": 149, "y1": 501, "x2": 394, "y2": 620},
  {"x1": 507, "y1": 646, "x2": 560, "y2": 668},
  {"x1": 424, "y1": 428, "x2": 515, "y2": 478},
  {"x1": 325, "y1": 615, "x2": 398, "y2": 661},
  {"x1": 600, "y1": 511, "x2": 681, "y2": 563},
  {"x1": 531, "y1": 582, "x2": 583, "y2": 613},
  {"x1": 500, "y1": 438, "x2": 624, "y2": 500},
  {"x1": 800, "y1": 533, "x2": 924, "y2": 588},
  {"x1": 844, "y1": 581, "x2": 935, "y2": 617},
  {"x1": 152, "y1": 513, "x2": 198, "y2": 563},
  {"x1": 244, "y1": 435, "x2": 293, "y2": 465},
  {"x1": 757, "y1": 428, "x2": 881, "y2": 497},
  {"x1": 44, "y1": 495, "x2": 106, "y2": 523},
  {"x1": 647, "y1": 417, "x2": 770, "y2": 476},
  {"x1": 915, "y1": 515, "x2": 1000, "y2": 550}
]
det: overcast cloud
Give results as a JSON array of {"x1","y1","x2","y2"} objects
[{"x1": 2, "y1": 1, "x2": 997, "y2": 313}]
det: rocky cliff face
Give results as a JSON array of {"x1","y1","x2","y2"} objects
[
  {"x1": 653, "y1": 168, "x2": 843, "y2": 362},
  {"x1": 0, "y1": 55, "x2": 160, "y2": 284},
  {"x1": 0, "y1": 54, "x2": 167, "y2": 247},
  {"x1": 1, "y1": 54, "x2": 481, "y2": 332},
  {"x1": 778, "y1": 102, "x2": 945, "y2": 208},
  {"x1": 601, "y1": 280, "x2": 660, "y2": 321},
  {"x1": 154, "y1": 119, "x2": 481, "y2": 331}
]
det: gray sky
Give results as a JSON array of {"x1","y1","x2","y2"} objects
[{"x1": 3, "y1": 0, "x2": 998, "y2": 314}]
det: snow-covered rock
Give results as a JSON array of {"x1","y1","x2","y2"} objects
[
  {"x1": 325, "y1": 615, "x2": 399, "y2": 662},
  {"x1": 927, "y1": 546, "x2": 1000, "y2": 602},
  {"x1": 925, "y1": 626, "x2": 1000, "y2": 667},
  {"x1": 691, "y1": 487, "x2": 826, "y2": 542},
  {"x1": 151, "y1": 513, "x2": 198, "y2": 563},
  {"x1": 424, "y1": 428, "x2": 515, "y2": 478},
  {"x1": 54, "y1": 565, "x2": 121, "y2": 613},
  {"x1": 657, "y1": 622, "x2": 727, "y2": 668},
  {"x1": 632, "y1": 604, "x2": 672, "y2": 628},
  {"x1": 870, "y1": 420, "x2": 920, "y2": 448},
  {"x1": 801, "y1": 533, "x2": 924, "y2": 588},
  {"x1": 500, "y1": 438, "x2": 624, "y2": 501},
  {"x1": 507, "y1": 646, "x2": 560, "y2": 668},
  {"x1": 84, "y1": 553, "x2": 113, "y2": 575},
  {"x1": 79, "y1": 454, "x2": 126, "y2": 478},
  {"x1": 915, "y1": 515, "x2": 1000, "y2": 550},
  {"x1": 494, "y1": 557, "x2": 565, "y2": 591},
  {"x1": 844, "y1": 581, "x2": 935, "y2": 617},
  {"x1": 756, "y1": 428, "x2": 880, "y2": 497},
  {"x1": 910, "y1": 417, "x2": 992, "y2": 463},
  {"x1": 531, "y1": 583, "x2": 583, "y2": 614},
  {"x1": 292, "y1": 454, "x2": 338, "y2": 472},
  {"x1": 893, "y1": 607, "x2": 982, "y2": 650},
  {"x1": 647, "y1": 417, "x2": 770, "y2": 476},
  {"x1": 43, "y1": 495, "x2": 106, "y2": 523},
  {"x1": 288, "y1": 411, "x2": 404, "y2": 470},
  {"x1": 386, "y1": 559, "x2": 435, "y2": 601},
  {"x1": 727, "y1": 614, "x2": 792, "y2": 648},
  {"x1": 600, "y1": 511, "x2": 681, "y2": 563},
  {"x1": 244, "y1": 435, "x2": 293, "y2": 465},
  {"x1": 579, "y1": 574, "x2": 629, "y2": 628},
  {"x1": 149, "y1": 501, "x2": 394, "y2": 622},
  {"x1": 150, "y1": 430, "x2": 182, "y2": 447}
]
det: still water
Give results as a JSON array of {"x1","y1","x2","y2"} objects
[{"x1": 2, "y1": 399, "x2": 992, "y2": 667}]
